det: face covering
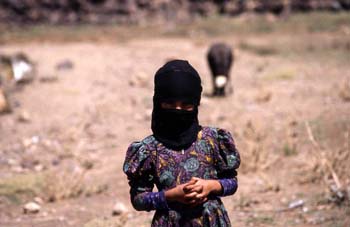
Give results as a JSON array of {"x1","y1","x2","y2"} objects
[{"x1": 151, "y1": 60, "x2": 202, "y2": 150}]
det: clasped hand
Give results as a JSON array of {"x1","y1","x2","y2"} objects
[{"x1": 165, "y1": 177, "x2": 222, "y2": 207}]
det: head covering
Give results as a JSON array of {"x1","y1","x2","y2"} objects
[{"x1": 152, "y1": 60, "x2": 202, "y2": 150}]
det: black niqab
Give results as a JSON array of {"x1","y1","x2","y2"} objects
[{"x1": 152, "y1": 60, "x2": 202, "y2": 150}]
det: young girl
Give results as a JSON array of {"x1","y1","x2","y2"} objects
[{"x1": 123, "y1": 60, "x2": 240, "y2": 226}]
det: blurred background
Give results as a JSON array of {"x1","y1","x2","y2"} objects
[{"x1": 0, "y1": 0, "x2": 350, "y2": 226}]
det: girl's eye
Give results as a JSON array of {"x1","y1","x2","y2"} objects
[
  {"x1": 160, "y1": 102, "x2": 194, "y2": 110},
  {"x1": 161, "y1": 103, "x2": 175, "y2": 109},
  {"x1": 183, "y1": 105, "x2": 194, "y2": 109}
]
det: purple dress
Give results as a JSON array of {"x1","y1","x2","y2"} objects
[{"x1": 123, "y1": 126, "x2": 240, "y2": 227}]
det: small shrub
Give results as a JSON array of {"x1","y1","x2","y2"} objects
[
  {"x1": 0, "y1": 173, "x2": 44, "y2": 204},
  {"x1": 283, "y1": 143, "x2": 297, "y2": 156}
]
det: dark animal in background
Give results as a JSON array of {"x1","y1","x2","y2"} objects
[{"x1": 207, "y1": 42, "x2": 234, "y2": 96}]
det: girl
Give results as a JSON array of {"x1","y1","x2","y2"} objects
[{"x1": 123, "y1": 60, "x2": 240, "y2": 226}]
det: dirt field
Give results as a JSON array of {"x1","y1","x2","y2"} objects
[{"x1": 1, "y1": 13, "x2": 350, "y2": 227}]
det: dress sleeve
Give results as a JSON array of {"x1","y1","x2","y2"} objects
[
  {"x1": 214, "y1": 128, "x2": 241, "y2": 197},
  {"x1": 123, "y1": 141, "x2": 168, "y2": 211}
]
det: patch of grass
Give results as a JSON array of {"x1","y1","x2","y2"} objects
[
  {"x1": 0, "y1": 173, "x2": 44, "y2": 204},
  {"x1": 44, "y1": 169, "x2": 87, "y2": 202},
  {"x1": 264, "y1": 69, "x2": 296, "y2": 81},
  {"x1": 0, "y1": 169, "x2": 106, "y2": 204},
  {"x1": 327, "y1": 221, "x2": 348, "y2": 227},
  {"x1": 239, "y1": 41, "x2": 279, "y2": 56},
  {"x1": 283, "y1": 143, "x2": 297, "y2": 156},
  {"x1": 237, "y1": 195, "x2": 254, "y2": 209},
  {"x1": 165, "y1": 12, "x2": 350, "y2": 37},
  {"x1": 0, "y1": 24, "x2": 139, "y2": 43},
  {"x1": 84, "y1": 217, "x2": 127, "y2": 227},
  {"x1": 43, "y1": 167, "x2": 108, "y2": 202},
  {"x1": 246, "y1": 215, "x2": 275, "y2": 226},
  {"x1": 302, "y1": 12, "x2": 350, "y2": 33}
]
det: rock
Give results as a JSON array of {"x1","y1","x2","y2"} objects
[
  {"x1": 0, "y1": 88, "x2": 11, "y2": 114},
  {"x1": 34, "y1": 164, "x2": 45, "y2": 172},
  {"x1": 39, "y1": 75, "x2": 59, "y2": 83},
  {"x1": 329, "y1": 184, "x2": 345, "y2": 204},
  {"x1": 32, "y1": 136, "x2": 40, "y2": 144},
  {"x1": 22, "y1": 138, "x2": 33, "y2": 148},
  {"x1": 56, "y1": 60, "x2": 74, "y2": 71},
  {"x1": 255, "y1": 90, "x2": 272, "y2": 103},
  {"x1": 51, "y1": 158, "x2": 61, "y2": 166},
  {"x1": 12, "y1": 166, "x2": 24, "y2": 173},
  {"x1": 21, "y1": 157, "x2": 40, "y2": 170},
  {"x1": 23, "y1": 202, "x2": 41, "y2": 214},
  {"x1": 34, "y1": 197, "x2": 44, "y2": 204},
  {"x1": 82, "y1": 160, "x2": 94, "y2": 170},
  {"x1": 288, "y1": 199, "x2": 304, "y2": 209},
  {"x1": 112, "y1": 202, "x2": 128, "y2": 216},
  {"x1": 17, "y1": 110, "x2": 31, "y2": 123},
  {"x1": 22, "y1": 136, "x2": 40, "y2": 149},
  {"x1": 7, "y1": 158, "x2": 18, "y2": 166},
  {"x1": 11, "y1": 53, "x2": 35, "y2": 84}
]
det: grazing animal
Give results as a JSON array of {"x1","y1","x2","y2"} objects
[{"x1": 207, "y1": 42, "x2": 234, "y2": 96}]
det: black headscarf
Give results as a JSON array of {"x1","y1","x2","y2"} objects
[{"x1": 152, "y1": 60, "x2": 202, "y2": 150}]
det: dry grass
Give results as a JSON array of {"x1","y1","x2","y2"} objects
[
  {"x1": 303, "y1": 115, "x2": 350, "y2": 204},
  {"x1": 0, "y1": 173, "x2": 44, "y2": 204},
  {"x1": 44, "y1": 167, "x2": 87, "y2": 202},
  {"x1": 43, "y1": 164, "x2": 108, "y2": 202},
  {"x1": 263, "y1": 68, "x2": 296, "y2": 81},
  {"x1": 84, "y1": 216, "x2": 128, "y2": 227},
  {"x1": 239, "y1": 119, "x2": 274, "y2": 173},
  {"x1": 0, "y1": 162, "x2": 108, "y2": 204}
]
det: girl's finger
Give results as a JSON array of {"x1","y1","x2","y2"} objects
[
  {"x1": 189, "y1": 197, "x2": 208, "y2": 207},
  {"x1": 184, "y1": 192, "x2": 198, "y2": 199},
  {"x1": 190, "y1": 185, "x2": 203, "y2": 193},
  {"x1": 195, "y1": 193, "x2": 207, "y2": 199},
  {"x1": 191, "y1": 177, "x2": 200, "y2": 182},
  {"x1": 183, "y1": 179, "x2": 197, "y2": 188},
  {"x1": 183, "y1": 184, "x2": 199, "y2": 193},
  {"x1": 184, "y1": 184, "x2": 202, "y2": 193},
  {"x1": 188, "y1": 178, "x2": 198, "y2": 184},
  {"x1": 201, "y1": 197, "x2": 208, "y2": 203}
]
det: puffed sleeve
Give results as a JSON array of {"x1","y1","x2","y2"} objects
[
  {"x1": 123, "y1": 140, "x2": 168, "y2": 211},
  {"x1": 213, "y1": 128, "x2": 241, "y2": 197}
]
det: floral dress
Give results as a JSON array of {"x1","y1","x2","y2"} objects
[{"x1": 123, "y1": 126, "x2": 240, "y2": 227}]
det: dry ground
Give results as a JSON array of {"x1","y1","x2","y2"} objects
[{"x1": 0, "y1": 13, "x2": 350, "y2": 227}]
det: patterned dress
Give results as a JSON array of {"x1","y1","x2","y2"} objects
[{"x1": 123, "y1": 126, "x2": 240, "y2": 227}]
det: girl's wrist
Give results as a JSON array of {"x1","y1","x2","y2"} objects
[
  {"x1": 164, "y1": 188, "x2": 175, "y2": 201},
  {"x1": 209, "y1": 179, "x2": 223, "y2": 195},
  {"x1": 164, "y1": 185, "x2": 182, "y2": 202}
]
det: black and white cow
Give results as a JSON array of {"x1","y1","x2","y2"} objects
[{"x1": 207, "y1": 42, "x2": 234, "y2": 96}]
